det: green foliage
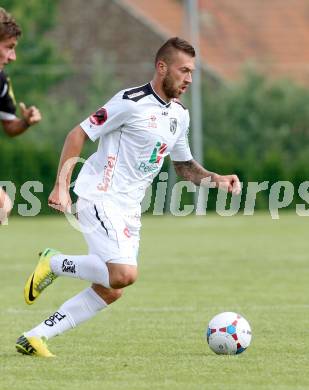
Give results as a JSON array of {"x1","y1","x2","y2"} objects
[
  {"x1": 0, "y1": 58, "x2": 119, "y2": 214},
  {"x1": 1, "y1": 0, "x2": 69, "y2": 102},
  {"x1": 27, "y1": 55, "x2": 120, "y2": 153},
  {"x1": 198, "y1": 71, "x2": 309, "y2": 209},
  {"x1": 0, "y1": 137, "x2": 58, "y2": 214},
  {"x1": 202, "y1": 71, "x2": 309, "y2": 172}
]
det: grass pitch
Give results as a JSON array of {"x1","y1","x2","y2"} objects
[{"x1": 0, "y1": 213, "x2": 308, "y2": 390}]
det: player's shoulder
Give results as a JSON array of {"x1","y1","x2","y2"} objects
[
  {"x1": 0, "y1": 71, "x2": 8, "y2": 96},
  {"x1": 122, "y1": 83, "x2": 153, "y2": 103},
  {"x1": 0, "y1": 71, "x2": 8, "y2": 83},
  {"x1": 171, "y1": 98, "x2": 188, "y2": 111},
  {"x1": 171, "y1": 99, "x2": 190, "y2": 124}
]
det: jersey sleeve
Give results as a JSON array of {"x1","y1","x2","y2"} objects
[
  {"x1": 0, "y1": 73, "x2": 17, "y2": 121},
  {"x1": 80, "y1": 91, "x2": 132, "y2": 141},
  {"x1": 170, "y1": 110, "x2": 193, "y2": 162}
]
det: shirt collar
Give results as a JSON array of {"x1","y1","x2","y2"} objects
[{"x1": 148, "y1": 82, "x2": 171, "y2": 108}]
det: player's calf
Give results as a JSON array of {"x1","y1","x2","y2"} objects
[{"x1": 92, "y1": 284, "x2": 123, "y2": 304}]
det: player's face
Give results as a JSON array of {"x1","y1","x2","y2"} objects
[
  {"x1": 162, "y1": 51, "x2": 195, "y2": 99},
  {"x1": 0, "y1": 37, "x2": 17, "y2": 70}
]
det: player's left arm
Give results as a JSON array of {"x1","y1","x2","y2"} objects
[
  {"x1": 1, "y1": 102, "x2": 42, "y2": 137},
  {"x1": 173, "y1": 159, "x2": 241, "y2": 195}
]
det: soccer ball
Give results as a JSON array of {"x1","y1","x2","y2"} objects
[{"x1": 206, "y1": 312, "x2": 252, "y2": 355}]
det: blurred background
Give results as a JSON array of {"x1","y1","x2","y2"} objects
[{"x1": 1, "y1": 0, "x2": 309, "y2": 214}]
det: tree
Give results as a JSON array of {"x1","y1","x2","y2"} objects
[{"x1": 1, "y1": 0, "x2": 68, "y2": 102}]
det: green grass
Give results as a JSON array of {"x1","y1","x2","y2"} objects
[{"x1": 0, "y1": 213, "x2": 308, "y2": 390}]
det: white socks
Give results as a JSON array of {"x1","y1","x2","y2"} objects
[
  {"x1": 50, "y1": 253, "x2": 110, "y2": 288},
  {"x1": 25, "y1": 287, "x2": 107, "y2": 340},
  {"x1": 24, "y1": 254, "x2": 111, "y2": 341}
]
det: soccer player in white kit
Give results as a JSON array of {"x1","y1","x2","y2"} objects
[{"x1": 16, "y1": 37, "x2": 241, "y2": 357}]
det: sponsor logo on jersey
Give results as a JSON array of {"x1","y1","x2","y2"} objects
[
  {"x1": 89, "y1": 107, "x2": 107, "y2": 125},
  {"x1": 137, "y1": 162, "x2": 159, "y2": 173},
  {"x1": 136, "y1": 141, "x2": 167, "y2": 173},
  {"x1": 169, "y1": 118, "x2": 177, "y2": 134},
  {"x1": 123, "y1": 227, "x2": 131, "y2": 238},
  {"x1": 128, "y1": 90, "x2": 145, "y2": 99},
  {"x1": 148, "y1": 114, "x2": 157, "y2": 128},
  {"x1": 97, "y1": 155, "x2": 116, "y2": 192},
  {"x1": 149, "y1": 141, "x2": 167, "y2": 163}
]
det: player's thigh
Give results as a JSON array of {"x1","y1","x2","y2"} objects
[{"x1": 77, "y1": 197, "x2": 140, "y2": 265}]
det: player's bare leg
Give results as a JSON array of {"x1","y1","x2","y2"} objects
[
  {"x1": 91, "y1": 283, "x2": 123, "y2": 304},
  {"x1": 0, "y1": 187, "x2": 12, "y2": 224},
  {"x1": 107, "y1": 263, "x2": 138, "y2": 289}
]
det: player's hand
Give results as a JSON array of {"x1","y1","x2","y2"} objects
[
  {"x1": 214, "y1": 174, "x2": 241, "y2": 195},
  {"x1": 19, "y1": 102, "x2": 42, "y2": 126},
  {"x1": 48, "y1": 185, "x2": 72, "y2": 213}
]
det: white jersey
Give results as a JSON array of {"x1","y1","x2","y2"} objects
[{"x1": 74, "y1": 82, "x2": 193, "y2": 208}]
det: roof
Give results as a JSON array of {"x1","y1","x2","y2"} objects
[{"x1": 120, "y1": 0, "x2": 309, "y2": 83}]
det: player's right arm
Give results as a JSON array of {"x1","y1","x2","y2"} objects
[
  {"x1": 48, "y1": 91, "x2": 132, "y2": 212},
  {"x1": 48, "y1": 125, "x2": 88, "y2": 213}
]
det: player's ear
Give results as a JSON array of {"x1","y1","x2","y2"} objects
[{"x1": 156, "y1": 60, "x2": 168, "y2": 76}]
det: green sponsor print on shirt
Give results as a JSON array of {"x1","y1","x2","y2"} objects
[
  {"x1": 149, "y1": 141, "x2": 167, "y2": 164},
  {"x1": 136, "y1": 141, "x2": 168, "y2": 173}
]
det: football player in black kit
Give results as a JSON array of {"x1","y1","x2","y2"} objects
[{"x1": 0, "y1": 8, "x2": 41, "y2": 223}]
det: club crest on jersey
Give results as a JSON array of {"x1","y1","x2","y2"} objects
[
  {"x1": 90, "y1": 107, "x2": 107, "y2": 126},
  {"x1": 169, "y1": 118, "x2": 177, "y2": 134}
]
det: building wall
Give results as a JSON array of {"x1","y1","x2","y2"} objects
[{"x1": 50, "y1": 0, "x2": 165, "y2": 101}]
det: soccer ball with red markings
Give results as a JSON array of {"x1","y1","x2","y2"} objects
[{"x1": 206, "y1": 312, "x2": 252, "y2": 355}]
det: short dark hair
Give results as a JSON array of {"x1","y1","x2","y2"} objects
[
  {"x1": 155, "y1": 37, "x2": 195, "y2": 65},
  {"x1": 0, "y1": 8, "x2": 22, "y2": 41}
]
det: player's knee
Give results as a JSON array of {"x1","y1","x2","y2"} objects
[
  {"x1": 110, "y1": 272, "x2": 137, "y2": 289},
  {"x1": 108, "y1": 265, "x2": 138, "y2": 289}
]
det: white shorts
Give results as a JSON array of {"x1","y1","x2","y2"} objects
[{"x1": 77, "y1": 197, "x2": 141, "y2": 266}]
